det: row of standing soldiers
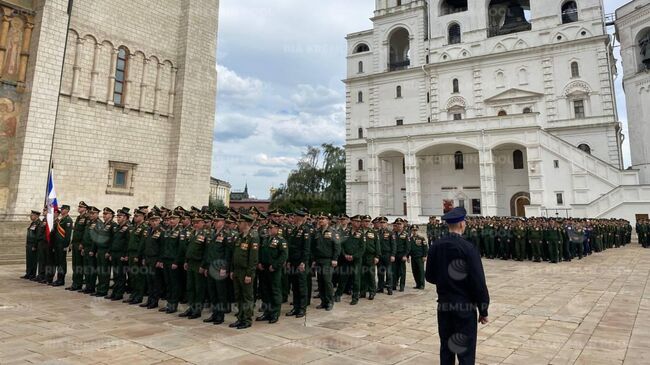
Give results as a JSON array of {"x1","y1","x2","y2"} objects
[
  {"x1": 24, "y1": 203, "x2": 430, "y2": 329},
  {"x1": 427, "y1": 216, "x2": 632, "y2": 263}
]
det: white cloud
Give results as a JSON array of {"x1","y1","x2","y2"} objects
[
  {"x1": 255, "y1": 153, "x2": 299, "y2": 167},
  {"x1": 217, "y1": 64, "x2": 264, "y2": 98}
]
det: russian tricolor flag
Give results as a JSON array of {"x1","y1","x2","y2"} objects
[{"x1": 45, "y1": 165, "x2": 58, "y2": 245}]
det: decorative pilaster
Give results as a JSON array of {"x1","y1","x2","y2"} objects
[
  {"x1": 88, "y1": 43, "x2": 101, "y2": 101},
  {"x1": 367, "y1": 139, "x2": 381, "y2": 217},
  {"x1": 138, "y1": 58, "x2": 149, "y2": 112},
  {"x1": 71, "y1": 37, "x2": 84, "y2": 98},
  {"x1": 16, "y1": 17, "x2": 33, "y2": 91},
  {"x1": 123, "y1": 53, "x2": 135, "y2": 109},
  {"x1": 542, "y1": 58, "x2": 557, "y2": 122},
  {"x1": 405, "y1": 137, "x2": 422, "y2": 220},
  {"x1": 167, "y1": 66, "x2": 177, "y2": 117},
  {"x1": 473, "y1": 68, "x2": 483, "y2": 117},
  {"x1": 0, "y1": 10, "x2": 11, "y2": 77},
  {"x1": 479, "y1": 148, "x2": 498, "y2": 216},
  {"x1": 106, "y1": 47, "x2": 118, "y2": 105},
  {"x1": 153, "y1": 61, "x2": 162, "y2": 116}
]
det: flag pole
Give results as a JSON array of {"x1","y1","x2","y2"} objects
[{"x1": 44, "y1": 0, "x2": 73, "y2": 208}]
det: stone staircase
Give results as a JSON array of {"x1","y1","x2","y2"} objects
[{"x1": 0, "y1": 221, "x2": 28, "y2": 266}]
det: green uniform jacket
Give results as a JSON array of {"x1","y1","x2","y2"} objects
[
  {"x1": 92, "y1": 219, "x2": 116, "y2": 252},
  {"x1": 341, "y1": 229, "x2": 365, "y2": 260},
  {"x1": 288, "y1": 223, "x2": 312, "y2": 265},
  {"x1": 142, "y1": 225, "x2": 164, "y2": 262},
  {"x1": 54, "y1": 215, "x2": 73, "y2": 248},
  {"x1": 185, "y1": 228, "x2": 207, "y2": 262},
  {"x1": 202, "y1": 228, "x2": 231, "y2": 271},
  {"x1": 528, "y1": 227, "x2": 543, "y2": 241},
  {"x1": 72, "y1": 213, "x2": 89, "y2": 248},
  {"x1": 259, "y1": 234, "x2": 288, "y2": 269},
  {"x1": 363, "y1": 228, "x2": 381, "y2": 263},
  {"x1": 26, "y1": 220, "x2": 40, "y2": 249},
  {"x1": 312, "y1": 227, "x2": 341, "y2": 261},
  {"x1": 231, "y1": 230, "x2": 260, "y2": 277},
  {"x1": 110, "y1": 222, "x2": 131, "y2": 257},
  {"x1": 379, "y1": 228, "x2": 396, "y2": 258},
  {"x1": 394, "y1": 231, "x2": 410, "y2": 259},
  {"x1": 127, "y1": 222, "x2": 147, "y2": 258},
  {"x1": 409, "y1": 235, "x2": 428, "y2": 258},
  {"x1": 82, "y1": 218, "x2": 99, "y2": 253},
  {"x1": 160, "y1": 225, "x2": 181, "y2": 264}
]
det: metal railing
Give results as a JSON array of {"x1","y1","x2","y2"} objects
[{"x1": 389, "y1": 59, "x2": 410, "y2": 71}]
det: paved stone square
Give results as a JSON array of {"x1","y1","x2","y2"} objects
[{"x1": 1, "y1": 245, "x2": 649, "y2": 365}]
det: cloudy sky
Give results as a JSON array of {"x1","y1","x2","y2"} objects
[{"x1": 213, "y1": 0, "x2": 633, "y2": 199}]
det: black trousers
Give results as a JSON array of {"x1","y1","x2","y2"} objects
[{"x1": 437, "y1": 306, "x2": 478, "y2": 365}]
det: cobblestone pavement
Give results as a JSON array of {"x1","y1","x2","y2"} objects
[{"x1": 1, "y1": 245, "x2": 649, "y2": 365}]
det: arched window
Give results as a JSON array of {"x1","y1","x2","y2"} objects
[
  {"x1": 358, "y1": 127, "x2": 363, "y2": 139},
  {"x1": 498, "y1": 110, "x2": 508, "y2": 116},
  {"x1": 638, "y1": 28, "x2": 650, "y2": 71},
  {"x1": 448, "y1": 23, "x2": 461, "y2": 44},
  {"x1": 523, "y1": 107, "x2": 532, "y2": 114},
  {"x1": 389, "y1": 27, "x2": 410, "y2": 71},
  {"x1": 441, "y1": 0, "x2": 468, "y2": 15},
  {"x1": 562, "y1": 1, "x2": 578, "y2": 24},
  {"x1": 578, "y1": 143, "x2": 591, "y2": 154},
  {"x1": 354, "y1": 43, "x2": 369, "y2": 53},
  {"x1": 358, "y1": 91, "x2": 363, "y2": 103},
  {"x1": 452, "y1": 78, "x2": 459, "y2": 93},
  {"x1": 396, "y1": 85, "x2": 402, "y2": 98},
  {"x1": 488, "y1": 0, "x2": 531, "y2": 37},
  {"x1": 113, "y1": 47, "x2": 128, "y2": 106},
  {"x1": 513, "y1": 150, "x2": 524, "y2": 169},
  {"x1": 454, "y1": 151, "x2": 464, "y2": 170},
  {"x1": 571, "y1": 61, "x2": 580, "y2": 78},
  {"x1": 358, "y1": 61, "x2": 364, "y2": 73},
  {"x1": 358, "y1": 159, "x2": 364, "y2": 171}
]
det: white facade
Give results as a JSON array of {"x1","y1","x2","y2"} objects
[
  {"x1": 617, "y1": 0, "x2": 650, "y2": 183},
  {"x1": 345, "y1": 0, "x2": 650, "y2": 223},
  {"x1": 210, "y1": 178, "x2": 231, "y2": 207}
]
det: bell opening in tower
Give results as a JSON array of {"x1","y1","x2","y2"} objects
[{"x1": 488, "y1": 0, "x2": 532, "y2": 38}]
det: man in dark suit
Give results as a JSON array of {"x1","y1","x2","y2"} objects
[{"x1": 426, "y1": 207, "x2": 490, "y2": 365}]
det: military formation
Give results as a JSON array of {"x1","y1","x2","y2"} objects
[
  {"x1": 22, "y1": 202, "x2": 635, "y2": 329},
  {"x1": 22, "y1": 202, "x2": 432, "y2": 329},
  {"x1": 428, "y1": 216, "x2": 632, "y2": 263}
]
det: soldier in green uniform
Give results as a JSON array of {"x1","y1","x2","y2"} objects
[
  {"x1": 377, "y1": 216, "x2": 395, "y2": 295},
  {"x1": 35, "y1": 208, "x2": 49, "y2": 283},
  {"x1": 22, "y1": 210, "x2": 41, "y2": 280},
  {"x1": 360, "y1": 215, "x2": 380, "y2": 300},
  {"x1": 159, "y1": 212, "x2": 182, "y2": 313},
  {"x1": 286, "y1": 210, "x2": 312, "y2": 317},
  {"x1": 335, "y1": 215, "x2": 365, "y2": 305},
  {"x1": 92, "y1": 207, "x2": 116, "y2": 297},
  {"x1": 106, "y1": 208, "x2": 130, "y2": 300},
  {"x1": 513, "y1": 221, "x2": 526, "y2": 261},
  {"x1": 545, "y1": 221, "x2": 562, "y2": 263},
  {"x1": 256, "y1": 220, "x2": 288, "y2": 323},
  {"x1": 124, "y1": 209, "x2": 147, "y2": 304},
  {"x1": 81, "y1": 206, "x2": 100, "y2": 293},
  {"x1": 52, "y1": 205, "x2": 73, "y2": 286},
  {"x1": 203, "y1": 214, "x2": 231, "y2": 324},
  {"x1": 312, "y1": 213, "x2": 340, "y2": 311},
  {"x1": 392, "y1": 218, "x2": 410, "y2": 292},
  {"x1": 180, "y1": 215, "x2": 207, "y2": 319},
  {"x1": 229, "y1": 214, "x2": 260, "y2": 329},
  {"x1": 482, "y1": 221, "x2": 495, "y2": 259},
  {"x1": 66, "y1": 202, "x2": 88, "y2": 291},
  {"x1": 528, "y1": 221, "x2": 543, "y2": 262},
  {"x1": 409, "y1": 225, "x2": 427, "y2": 290},
  {"x1": 140, "y1": 214, "x2": 164, "y2": 309}
]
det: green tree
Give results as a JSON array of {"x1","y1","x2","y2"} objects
[{"x1": 270, "y1": 144, "x2": 346, "y2": 214}]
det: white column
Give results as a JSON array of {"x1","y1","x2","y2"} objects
[
  {"x1": 106, "y1": 48, "x2": 118, "y2": 105},
  {"x1": 88, "y1": 43, "x2": 101, "y2": 101},
  {"x1": 138, "y1": 58, "x2": 149, "y2": 111},
  {"x1": 124, "y1": 54, "x2": 136, "y2": 109},
  {"x1": 153, "y1": 62, "x2": 162, "y2": 115},
  {"x1": 71, "y1": 37, "x2": 84, "y2": 97},
  {"x1": 367, "y1": 139, "x2": 381, "y2": 217},
  {"x1": 479, "y1": 148, "x2": 498, "y2": 216},
  {"x1": 167, "y1": 67, "x2": 177, "y2": 116},
  {"x1": 405, "y1": 137, "x2": 422, "y2": 221}
]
